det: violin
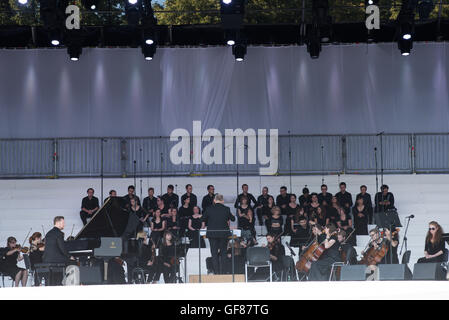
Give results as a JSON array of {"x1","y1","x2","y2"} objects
[{"x1": 14, "y1": 245, "x2": 29, "y2": 254}]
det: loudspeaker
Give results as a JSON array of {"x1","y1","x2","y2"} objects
[
  {"x1": 79, "y1": 266, "x2": 103, "y2": 285},
  {"x1": 413, "y1": 263, "x2": 446, "y2": 280},
  {"x1": 378, "y1": 264, "x2": 412, "y2": 280},
  {"x1": 339, "y1": 265, "x2": 367, "y2": 281}
]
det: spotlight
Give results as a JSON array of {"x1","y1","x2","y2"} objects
[
  {"x1": 18, "y1": 0, "x2": 28, "y2": 4},
  {"x1": 143, "y1": 28, "x2": 155, "y2": 45},
  {"x1": 222, "y1": 0, "x2": 232, "y2": 4},
  {"x1": 142, "y1": 42, "x2": 156, "y2": 61},
  {"x1": 401, "y1": 23, "x2": 412, "y2": 40},
  {"x1": 307, "y1": 40, "x2": 321, "y2": 59},
  {"x1": 398, "y1": 39, "x2": 412, "y2": 56},
  {"x1": 232, "y1": 43, "x2": 246, "y2": 61},
  {"x1": 68, "y1": 44, "x2": 82, "y2": 61},
  {"x1": 129, "y1": 0, "x2": 138, "y2": 4},
  {"x1": 227, "y1": 40, "x2": 235, "y2": 46},
  {"x1": 49, "y1": 28, "x2": 61, "y2": 46},
  {"x1": 51, "y1": 39, "x2": 60, "y2": 46},
  {"x1": 225, "y1": 30, "x2": 236, "y2": 46},
  {"x1": 81, "y1": 0, "x2": 98, "y2": 10}
]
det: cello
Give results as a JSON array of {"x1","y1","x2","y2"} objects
[
  {"x1": 359, "y1": 228, "x2": 399, "y2": 266},
  {"x1": 295, "y1": 225, "x2": 328, "y2": 274}
]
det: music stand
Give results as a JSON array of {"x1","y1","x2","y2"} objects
[{"x1": 374, "y1": 209, "x2": 402, "y2": 264}]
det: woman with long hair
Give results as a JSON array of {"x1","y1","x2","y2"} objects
[
  {"x1": 417, "y1": 221, "x2": 446, "y2": 263},
  {"x1": 0, "y1": 237, "x2": 28, "y2": 287},
  {"x1": 155, "y1": 231, "x2": 178, "y2": 283},
  {"x1": 29, "y1": 232, "x2": 45, "y2": 285},
  {"x1": 308, "y1": 223, "x2": 340, "y2": 281}
]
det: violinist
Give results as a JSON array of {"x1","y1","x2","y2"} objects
[
  {"x1": 154, "y1": 231, "x2": 178, "y2": 283},
  {"x1": 223, "y1": 236, "x2": 247, "y2": 274},
  {"x1": 337, "y1": 230, "x2": 357, "y2": 265},
  {"x1": 380, "y1": 227, "x2": 399, "y2": 264},
  {"x1": 136, "y1": 231, "x2": 157, "y2": 283},
  {"x1": 0, "y1": 237, "x2": 28, "y2": 287},
  {"x1": 265, "y1": 232, "x2": 285, "y2": 275},
  {"x1": 308, "y1": 223, "x2": 340, "y2": 281},
  {"x1": 417, "y1": 221, "x2": 445, "y2": 263},
  {"x1": 29, "y1": 232, "x2": 45, "y2": 285}
]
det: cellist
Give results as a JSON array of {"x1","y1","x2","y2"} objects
[{"x1": 308, "y1": 223, "x2": 340, "y2": 281}]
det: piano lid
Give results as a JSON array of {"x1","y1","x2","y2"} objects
[{"x1": 75, "y1": 197, "x2": 129, "y2": 240}]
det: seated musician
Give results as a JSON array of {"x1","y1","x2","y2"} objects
[
  {"x1": 0, "y1": 237, "x2": 28, "y2": 287},
  {"x1": 187, "y1": 206, "x2": 205, "y2": 248},
  {"x1": 337, "y1": 230, "x2": 357, "y2": 265},
  {"x1": 291, "y1": 215, "x2": 311, "y2": 249},
  {"x1": 361, "y1": 228, "x2": 385, "y2": 280},
  {"x1": 136, "y1": 231, "x2": 157, "y2": 283},
  {"x1": 418, "y1": 221, "x2": 445, "y2": 263},
  {"x1": 308, "y1": 223, "x2": 340, "y2": 281},
  {"x1": 80, "y1": 188, "x2": 100, "y2": 226},
  {"x1": 150, "y1": 209, "x2": 166, "y2": 247},
  {"x1": 380, "y1": 227, "x2": 399, "y2": 264},
  {"x1": 222, "y1": 236, "x2": 247, "y2": 274},
  {"x1": 42, "y1": 216, "x2": 75, "y2": 285},
  {"x1": 154, "y1": 231, "x2": 178, "y2": 283},
  {"x1": 29, "y1": 232, "x2": 45, "y2": 285},
  {"x1": 265, "y1": 232, "x2": 286, "y2": 276},
  {"x1": 267, "y1": 206, "x2": 284, "y2": 236}
]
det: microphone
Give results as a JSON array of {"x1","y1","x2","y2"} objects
[{"x1": 405, "y1": 214, "x2": 414, "y2": 219}]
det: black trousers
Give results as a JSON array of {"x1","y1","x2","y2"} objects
[
  {"x1": 308, "y1": 256, "x2": 339, "y2": 281},
  {"x1": 417, "y1": 256, "x2": 444, "y2": 263},
  {"x1": 209, "y1": 237, "x2": 228, "y2": 274},
  {"x1": 255, "y1": 208, "x2": 264, "y2": 226},
  {"x1": 80, "y1": 211, "x2": 92, "y2": 225},
  {"x1": 154, "y1": 260, "x2": 177, "y2": 283}
]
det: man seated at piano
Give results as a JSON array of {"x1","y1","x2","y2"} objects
[
  {"x1": 80, "y1": 188, "x2": 100, "y2": 226},
  {"x1": 43, "y1": 216, "x2": 75, "y2": 285},
  {"x1": 122, "y1": 185, "x2": 141, "y2": 211}
]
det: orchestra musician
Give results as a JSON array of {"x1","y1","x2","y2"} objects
[
  {"x1": 265, "y1": 232, "x2": 285, "y2": 275},
  {"x1": 154, "y1": 231, "x2": 178, "y2": 283},
  {"x1": 136, "y1": 231, "x2": 157, "y2": 284},
  {"x1": 417, "y1": 221, "x2": 446, "y2": 263},
  {"x1": 0, "y1": 237, "x2": 28, "y2": 287},
  {"x1": 308, "y1": 223, "x2": 340, "y2": 281},
  {"x1": 29, "y1": 232, "x2": 45, "y2": 285}
]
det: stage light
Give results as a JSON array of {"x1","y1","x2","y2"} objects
[
  {"x1": 51, "y1": 39, "x2": 59, "y2": 46},
  {"x1": 142, "y1": 42, "x2": 156, "y2": 61},
  {"x1": 401, "y1": 23, "x2": 412, "y2": 40},
  {"x1": 232, "y1": 43, "x2": 246, "y2": 62},
  {"x1": 68, "y1": 45, "x2": 82, "y2": 61},
  {"x1": 18, "y1": 0, "x2": 28, "y2": 4},
  {"x1": 49, "y1": 29, "x2": 61, "y2": 46},
  {"x1": 129, "y1": 0, "x2": 137, "y2": 4},
  {"x1": 307, "y1": 40, "x2": 321, "y2": 59},
  {"x1": 398, "y1": 38, "x2": 413, "y2": 56},
  {"x1": 222, "y1": 0, "x2": 232, "y2": 4},
  {"x1": 225, "y1": 30, "x2": 236, "y2": 46},
  {"x1": 227, "y1": 40, "x2": 235, "y2": 46}
]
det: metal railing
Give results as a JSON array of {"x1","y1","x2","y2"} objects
[{"x1": 1, "y1": 133, "x2": 449, "y2": 178}]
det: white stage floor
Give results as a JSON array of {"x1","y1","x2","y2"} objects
[{"x1": 1, "y1": 281, "x2": 449, "y2": 300}]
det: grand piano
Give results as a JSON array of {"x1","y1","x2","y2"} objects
[{"x1": 65, "y1": 197, "x2": 130, "y2": 257}]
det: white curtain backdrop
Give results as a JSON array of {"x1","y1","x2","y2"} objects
[{"x1": 0, "y1": 42, "x2": 448, "y2": 138}]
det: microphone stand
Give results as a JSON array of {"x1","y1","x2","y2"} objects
[
  {"x1": 160, "y1": 152, "x2": 163, "y2": 196},
  {"x1": 374, "y1": 147, "x2": 378, "y2": 197},
  {"x1": 378, "y1": 132, "x2": 384, "y2": 186},
  {"x1": 320, "y1": 145, "x2": 324, "y2": 185},
  {"x1": 400, "y1": 215, "x2": 412, "y2": 256},
  {"x1": 288, "y1": 130, "x2": 292, "y2": 192},
  {"x1": 100, "y1": 138, "x2": 105, "y2": 205},
  {"x1": 133, "y1": 160, "x2": 137, "y2": 189}
]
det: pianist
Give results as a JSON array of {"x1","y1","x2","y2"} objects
[{"x1": 43, "y1": 216, "x2": 74, "y2": 285}]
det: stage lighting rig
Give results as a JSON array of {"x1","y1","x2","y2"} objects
[
  {"x1": 397, "y1": 0, "x2": 417, "y2": 55},
  {"x1": 142, "y1": 42, "x2": 156, "y2": 60},
  {"x1": 39, "y1": 0, "x2": 68, "y2": 46},
  {"x1": 81, "y1": 0, "x2": 98, "y2": 10},
  {"x1": 220, "y1": 0, "x2": 246, "y2": 46},
  {"x1": 232, "y1": 42, "x2": 246, "y2": 62}
]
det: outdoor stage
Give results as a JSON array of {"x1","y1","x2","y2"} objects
[{"x1": 1, "y1": 281, "x2": 448, "y2": 300}]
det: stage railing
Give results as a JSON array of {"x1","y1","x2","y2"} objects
[{"x1": 1, "y1": 133, "x2": 449, "y2": 178}]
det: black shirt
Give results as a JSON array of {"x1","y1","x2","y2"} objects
[
  {"x1": 162, "y1": 193, "x2": 179, "y2": 209},
  {"x1": 256, "y1": 194, "x2": 272, "y2": 208},
  {"x1": 189, "y1": 216, "x2": 203, "y2": 230},
  {"x1": 268, "y1": 215, "x2": 284, "y2": 235},
  {"x1": 276, "y1": 194, "x2": 290, "y2": 215},
  {"x1": 318, "y1": 192, "x2": 333, "y2": 205},
  {"x1": 321, "y1": 235, "x2": 340, "y2": 260},
  {"x1": 237, "y1": 206, "x2": 252, "y2": 230},
  {"x1": 81, "y1": 196, "x2": 99, "y2": 211},
  {"x1": 425, "y1": 239, "x2": 445, "y2": 255},
  {"x1": 142, "y1": 196, "x2": 157, "y2": 214},
  {"x1": 122, "y1": 194, "x2": 141, "y2": 210},
  {"x1": 299, "y1": 194, "x2": 311, "y2": 207},
  {"x1": 356, "y1": 193, "x2": 373, "y2": 209},
  {"x1": 234, "y1": 193, "x2": 257, "y2": 209},
  {"x1": 374, "y1": 192, "x2": 395, "y2": 212},
  {"x1": 286, "y1": 204, "x2": 299, "y2": 217},
  {"x1": 335, "y1": 191, "x2": 353, "y2": 214},
  {"x1": 178, "y1": 206, "x2": 194, "y2": 218},
  {"x1": 326, "y1": 206, "x2": 340, "y2": 226},
  {"x1": 201, "y1": 193, "x2": 215, "y2": 210},
  {"x1": 181, "y1": 193, "x2": 197, "y2": 207}
]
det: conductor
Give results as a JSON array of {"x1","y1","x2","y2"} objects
[{"x1": 202, "y1": 194, "x2": 235, "y2": 274}]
